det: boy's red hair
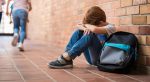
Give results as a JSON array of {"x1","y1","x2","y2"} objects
[{"x1": 83, "y1": 6, "x2": 106, "y2": 26}]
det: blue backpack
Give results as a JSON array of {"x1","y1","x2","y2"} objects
[{"x1": 97, "y1": 31, "x2": 138, "y2": 73}]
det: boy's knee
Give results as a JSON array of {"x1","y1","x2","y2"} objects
[
  {"x1": 84, "y1": 33, "x2": 95, "y2": 38},
  {"x1": 75, "y1": 29, "x2": 83, "y2": 32},
  {"x1": 73, "y1": 29, "x2": 84, "y2": 35}
]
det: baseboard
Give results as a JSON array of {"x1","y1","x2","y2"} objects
[{"x1": 136, "y1": 66, "x2": 150, "y2": 74}]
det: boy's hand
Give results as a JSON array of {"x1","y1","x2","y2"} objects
[
  {"x1": 84, "y1": 28, "x2": 91, "y2": 35},
  {"x1": 76, "y1": 24, "x2": 85, "y2": 30},
  {"x1": 76, "y1": 24, "x2": 91, "y2": 35}
]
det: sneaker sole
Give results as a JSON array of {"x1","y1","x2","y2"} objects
[
  {"x1": 12, "y1": 36, "x2": 18, "y2": 46},
  {"x1": 18, "y1": 47, "x2": 24, "y2": 52},
  {"x1": 48, "y1": 64, "x2": 73, "y2": 69},
  {"x1": 86, "y1": 62, "x2": 97, "y2": 67}
]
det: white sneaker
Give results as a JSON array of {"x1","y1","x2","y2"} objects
[
  {"x1": 17, "y1": 43, "x2": 24, "y2": 51},
  {"x1": 11, "y1": 33, "x2": 18, "y2": 46}
]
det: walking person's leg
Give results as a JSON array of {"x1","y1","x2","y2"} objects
[
  {"x1": 12, "y1": 10, "x2": 20, "y2": 46},
  {"x1": 17, "y1": 9, "x2": 28, "y2": 51}
]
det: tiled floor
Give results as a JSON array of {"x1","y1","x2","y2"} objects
[{"x1": 0, "y1": 36, "x2": 149, "y2": 82}]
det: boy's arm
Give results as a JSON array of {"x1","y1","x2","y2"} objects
[
  {"x1": 85, "y1": 23, "x2": 116, "y2": 34},
  {"x1": 27, "y1": 0, "x2": 32, "y2": 11},
  {"x1": 85, "y1": 24, "x2": 108, "y2": 34},
  {"x1": 76, "y1": 22, "x2": 115, "y2": 35},
  {"x1": 76, "y1": 23, "x2": 107, "y2": 35},
  {"x1": 6, "y1": 0, "x2": 11, "y2": 16},
  {"x1": 76, "y1": 24, "x2": 86, "y2": 31}
]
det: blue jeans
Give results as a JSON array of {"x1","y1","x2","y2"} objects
[
  {"x1": 12, "y1": 9, "x2": 28, "y2": 43},
  {"x1": 65, "y1": 29, "x2": 102, "y2": 65}
]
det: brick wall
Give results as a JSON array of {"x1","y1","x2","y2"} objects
[
  {"x1": 27, "y1": 0, "x2": 52, "y2": 41},
  {"x1": 27, "y1": 0, "x2": 150, "y2": 67}
]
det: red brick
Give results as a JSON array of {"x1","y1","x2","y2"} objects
[
  {"x1": 146, "y1": 36, "x2": 150, "y2": 45},
  {"x1": 128, "y1": 26, "x2": 139, "y2": 34},
  {"x1": 126, "y1": 6, "x2": 139, "y2": 15},
  {"x1": 120, "y1": 16, "x2": 132, "y2": 25},
  {"x1": 97, "y1": 0, "x2": 114, "y2": 4},
  {"x1": 107, "y1": 17, "x2": 120, "y2": 26},
  {"x1": 137, "y1": 56, "x2": 146, "y2": 65},
  {"x1": 147, "y1": 15, "x2": 150, "y2": 24},
  {"x1": 116, "y1": 26, "x2": 129, "y2": 32},
  {"x1": 111, "y1": 0, "x2": 120, "y2": 9},
  {"x1": 140, "y1": 46, "x2": 150, "y2": 56},
  {"x1": 115, "y1": 8, "x2": 126, "y2": 16},
  {"x1": 137, "y1": 35, "x2": 147, "y2": 44},
  {"x1": 139, "y1": 26, "x2": 150, "y2": 34},
  {"x1": 140, "y1": 4, "x2": 150, "y2": 14},
  {"x1": 121, "y1": 0, "x2": 133, "y2": 7},
  {"x1": 133, "y1": 0, "x2": 147, "y2": 5},
  {"x1": 132, "y1": 15, "x2": 147, "y2": 25},
  {"x1": 106, "y1": 10, "x2": 115, "y2": 17},
  {"x1": 146, "y1": 56, "x2": 150, "y2": 65},
  {"x1": 101, "y1": 2, "x2": 112, "y2": 12}
]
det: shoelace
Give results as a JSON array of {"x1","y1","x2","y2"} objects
[{"x1": 57, "y1": 56, "x2": 67, "y2": 64}]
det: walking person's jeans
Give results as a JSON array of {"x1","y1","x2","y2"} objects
[
  {"x1": 65, "y1": 29, "x2": 102, "y2": 65},
  {"x1": 12, "y1": 9, "x2": 28, "y2": 43}
]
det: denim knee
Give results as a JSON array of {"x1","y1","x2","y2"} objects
[{"x1": 67, "y1": 33, "x2": 95, "y2": 59}]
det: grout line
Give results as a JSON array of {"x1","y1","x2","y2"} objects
[
  {"x1": 2, "y1": 39, "x2": 145, "y2": 82},
  {"x1": 63, "y1": 69, "x2": 86, "y2": 82},
  {"x1": 4, "y1": 49, "x2": 26, "y2": 82},
  {"x1": 21, "y1": 53, "x2": 57, "y2": 82},
  {"x1": 10, "y1": 58, "x2": 26, "y2": 82},
  {"x1": 42, "y1": 54, "x2": 117, "y2": 82},
  {"x1": 123, "y1": 75, "x2": 144, "y2": 82},
  {"x1": 41, "y1": 56, "x2": 86, "y2": 82},
  {"x1": 76, "y1": 58, "x2": 144, "y2": 82},
  {"x1": 87, "y1": 70, "x2": 116, "y2": 82},
  {"x1": 75, "y1": 58, "x2": 116, "y2": 82}
]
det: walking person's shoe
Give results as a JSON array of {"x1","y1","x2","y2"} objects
[
  {"x1": 11, "y1": 34, "x2": 18, "y2": 46},
  {"x1": 17, "y1": 42, "x2": 24, "y2": 51},
  {"x1": 48, "y1": 55, "x2": 73, "y2": 69}
]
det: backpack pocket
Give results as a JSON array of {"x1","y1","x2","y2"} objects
[{"x1": 100, "y1": 43, "x2": 130, "y2": 66}]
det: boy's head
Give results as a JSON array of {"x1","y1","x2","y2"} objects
[{"x1": 83, "y1": 6, "x2": 106, "y2": 26}]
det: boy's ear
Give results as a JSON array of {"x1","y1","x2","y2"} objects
[
  {"x1": 99, "y1": 21, "x2": 104, "y2": 25},
  {"x1": 99, "y1": 21, "x2": 108, "y2": 26},
  {"x1": 100, "y1": 21, "x2": 104, "y2": 24}
]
